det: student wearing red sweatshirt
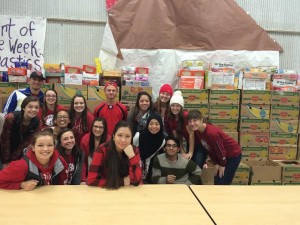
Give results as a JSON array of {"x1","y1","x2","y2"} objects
[
  {"x1": 0, "y1": 129, "x2": 68, "y2": 190},
  {"x1": 187, "y1": 110, "x2": 242, "y2": 185}
]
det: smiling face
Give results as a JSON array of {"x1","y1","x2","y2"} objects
[
  {"x1": 159, "y1": 92, "x2": 171, "y2": 103},
  {"x1": 188, "y1": 118, "x2": 204, "y2": 132},
  {"x1": 170, "y1": 103, "x2": 182, "y2": 115},
  {"x1": 60, "y1": 131, "x2": 76, "y2": 151},
  {"x1": 148, "y1": 119, "x2": 161, "y2": 134},
  {"x1": 92, "y1": 121, "x2": 104, "y2": 137},
  {"x1": 113, "y1": 127, "x2": 132, "y2": 152},
  {"x1": 55, "y1": 110, "x2": 70, "y2": 128},
  {"x1": 138, "y1": 95, "x2": 150, "y2": 112},
  {"x1": 32, "y1": 135, "x2": 55, "y2": 166},
  {"x1": 73, "y1": 97, "x2": 85, "y2": 114},
  {"x1": 23, "y1": 101, "x2": 40, "y2": 119},
  {"x1": 29, "y1": 77, "x2": 44, "y2": 92},
  {"x1": 45, "y1": 90, "x2": 57, "y2": 106}
]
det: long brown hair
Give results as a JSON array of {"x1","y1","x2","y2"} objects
[
  {"x1": 42, "y1": 89, "x2": 59, "y2": 126},
  {"x1": 69, "y1": 94, "x2": 89, "y2": 132},
  {"x1": 105, "y1": 120, "x2": 132, "y2": 189},
  {"x1": 89, "y1": 117, "x2": 108, "y2": 157}
]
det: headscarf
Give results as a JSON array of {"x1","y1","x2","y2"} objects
[{"x1": 139, "y1": 113, "x2": 165, "y2": 160}]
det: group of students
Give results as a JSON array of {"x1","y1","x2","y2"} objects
[{"x1": 0, "y1": 71, "x2": 242, "y2": 191}]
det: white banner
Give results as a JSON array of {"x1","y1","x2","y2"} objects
[{"x1": 0, "y1": 15, "x2": 46, "y2": 71}]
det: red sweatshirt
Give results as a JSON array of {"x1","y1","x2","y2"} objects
[
  {"x1": 72, "y1": 110, "x2": 94, "y2": 145},
  {"x1": 195, "y1": 123, "x2": 241, "y2": 167},
  {"x1": 87, "y1": 143, "x2": 142, "y2": 187},
  {"x1": 0, "y1": 149, "x2": 68, "y2": 190}
]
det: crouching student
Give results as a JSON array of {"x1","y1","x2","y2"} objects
[
  {"x1": 0, "y1": 129, "x2": 68, "y2": 190},
  {"x1": 187, "y1": 110, "x2": 242, "y2": 185},
  {"x1": 152, "y1": 136, "x2": 201, "y2": 185},
  {"x1": 56, "y1": 129, "x2": 84, "y2": 185},
  {"x1": 87, "y1": 121, "x2": 142, "y2": 189}
]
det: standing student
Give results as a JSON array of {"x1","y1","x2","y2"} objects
[
  {"x1": 0, "y1": 129, "x2": 68, "y2": 190},
  {"x1": 94, "y1": 82, "x2": 127, "y2": 137},
  {"x1": 127, "y1": 91, "x2": 154, "y2": 135},
  {"x1": 154, "y1": 84, "x2": 173, "y2": 136},
  {"x1": 187, "y1": 110, "x2": 242, "y2": 185},
  {"x1": 87, "y1": 120, "x2": 142, "y2": 189},
  {"x1": 69, "y1": 94, "x2": 94, "y2": 145},
  {"x1": 152, "y1": 136, "x2": 202, "y2": 185},
  {"x1": 80, "y1": 117, "x2": 109, "y2": 181},
  {"x1": 166, "y1": 90, "x2": 207, "y2": 168},
  {"x1": 38, "y1": 89, "x2": 64, "y2": 129},
  {"x1": 0, "y1": 96, "x2": 40, "y2": 166},
  {"x1": 3, "y1": 71, "x2": 45, "y2": 115},
  {"x1": 133, "y1": 113, "x2": 165, "y2": 183},
  {"x1": 56, "y1": 129, "x2": 84, "y2": 185}
]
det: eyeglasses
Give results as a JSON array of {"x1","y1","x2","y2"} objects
[
  {"x1": 46, "y1": 95, "x2": 57, "y2": 98},
  {"x1": 57, "y1": 116, "x2": 69, "y2": 119},
  {"x1": 166, "y1": 144, "x2": 178, "y2": 148},
  {"x1": 93, "y1": 125, "x2": 104, "y2": 129}
]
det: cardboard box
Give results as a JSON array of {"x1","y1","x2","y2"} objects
[
  {"x1": 179, "y1": 89, "x2": 209, "y2": 104},
  {"x1": 208, "y1": 119, "x2": 238, "y2": 132},
  {"x1": 239, "y1": 132, "x2": 270, "y2": 147},
  {"x1": 241, "y1": 90, "x2": 271, "y2": 105},
  {"x1": 87, "y1": 86, "x2": 120, "y2": 101},
  {"x1": 103, "y1": 70, "x2": 121, "y2": 77},
  {"x1": 178, "y1": 76, "x2": 204, "y2": 89},
  {"x1": 242, "y1": 146, "x2": 268, "y2": 160},
  {"x1": 184, "y1": 104, "x2": 209, "y2": 118},
  {"x1": 240, "y1": 104, "x2": 270, "y2": 119},
  {"x1": 209, "y1": 104, "x2": 239, "y2": 119},
  {"x1": 270, "y1": 105, "x2": 300, "y2": 120},
  {"x1": 0, "y1": 82, "x2": 18, "y2": 96},
  {"x1": 269, "y1": 119, "x2": 298, "y2": 134},
  {"x1": 86, "y1": 99, "x2": 102, "y2": 113},
  {"x1": 178, "y1": 69, "x2": 204, "y2": 77},
  {"x1": 121, "y1": 101, "x2": 136, "y2": 116},
  {"x1": 244, "y1": 160, "x2": 282, "y2": 183},
  {"x1": 232, "y1": 161, "x2": 250, "y2": 184},
  {"x1": 239, "y1": 119, "x2": 270, "y2": 132},
  {"x1": 225, "y1": 132, "x2": 239, "y2": 143},
  {"x1": 200, "y1": 162, "x2": 214, "y2": 185},
  {"x1": 54, "y1": 84, "x2": 87, "y2": 107},
  {"x1": 64, "y1": 73, "x2": 83, "y2": 85},
  {"x1": 269, "y1": 133, "x2": 298, "y2": 147},
  {"x1": 209, "y1": 90, "x2": 240, "y2": 104},
  {"x1": 268, "y1": 146, "x2": 297, "y2": 160},
  {"x1": 82, "y1": 72, "x2": 99, "y2": 86},
  {"x1": 277, "y1": 160, "x2": 300, "y2": 183},
  {"x1": 8, "y1": 75, "x2": 27, "y2": 83},
  {"x1": 121, "y1": 86, "x2": 152, "y2": 102},
  {"x1": 271, "y1": 74, "x2": 298, "y2": 91},
  {"x1": 124, "y1": 80, "x2": 149, "y2": 87},
  {"x1": 271, "y1": 91, "x2": 300, "y2": 106}
]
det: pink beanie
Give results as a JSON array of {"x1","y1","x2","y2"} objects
[{"x1": 159, "y1": 84, "x2": 173, "y2": 96}]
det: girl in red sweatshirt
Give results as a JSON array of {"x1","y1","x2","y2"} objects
[{"x1": 0, "y1": 129, "x2": 68, "y2": 190}]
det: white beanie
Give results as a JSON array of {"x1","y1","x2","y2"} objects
[{"x1": 170, "y1": 90, "x2": 184, "y2": 108}]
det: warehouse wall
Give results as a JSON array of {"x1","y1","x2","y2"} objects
[{"x1": 1, "y1": 0, "x2": 299, "y2": 72}]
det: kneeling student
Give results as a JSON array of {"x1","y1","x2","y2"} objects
[
  {"x1": 152, "y1": 136, "x2": 201, "y2": 185},
  {"x1": 0, "y1": 129, "x2": 68, "y2": 190}
]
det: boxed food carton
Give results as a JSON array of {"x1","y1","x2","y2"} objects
[
  {"x1": 54, "y1": 84, "x2": 87, "y2": 106},
  {"x1": 270, "y1": 105, "x2": 300, "y2": 120},
  {"x1": 269, "y1": 119, "x2": 298, "y2": 134},
  {"x1": 200, "y1": 161, "x2": 214, "y2": 185},
  {"x1": 209, "y1": 104, "x2": 239, "y2": 119},
  {"x1": 271, "y1": 73, "x2": 298, "y2": 91},
  {"x1": 121, "y1": 86, "x2": 152, "y2": 102},
  {"x1": 244, "y1": 160, "x2": 282, "y2": 183},
  {"x1": 184, "y1": 104, "x2": 209, "y2": 118},
  {"x1": 268, "y1": 146, "x2": 297, "y2": 160},
  {"x1": 239, "y1": 132, "x2": 270, "y2": 147},
  {"x1": 241, "y1": 90, "x2": 271, "y2": 105},
  {"x1": 209, "y1": 90, "x2": 240, "y2": 104},
  {"x1": 240, "y1": 104, "x2": 270, "y2": 119},
  {"x1": 269, "y1": 133, "x2": 298, "y2": 147},
  {"x1": 242, "y1": 146, "x2": 268, "y2": 160},
  {"x1": 277, "y1": 160, "x2": 300, "y2": 183},
  {"x1": 271, "y1": 91, "x2": 300, "y2": 106},
  {"x1": 208, "y1": 119, "x2": 238, "y2": 132},
  {"x1": 178, "y1": 76, "x2": 204, "y2": 89},
  {"x1": 179, "y1": 89, "x2": 209, "y2": 104},
  {"x1": 0, "y1": 82, "x2": 18, "y2": 96},
  {"x1": 239, "y1": 119, "x2": 270, "y2": 132}
]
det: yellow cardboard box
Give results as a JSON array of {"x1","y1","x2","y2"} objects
[
  {"x1": 271, "y1": 91, "x2": 300, "y2": 106},
  {"x1": 241, "y1": 90, "x2": 271, "y2": 105},
  {"x1": 239, "y1": 118, "x2": 270, "y2": 132},
  {"x1": 268, "y1": 146, "x2": 297, "y2": 160},
  {"x1": 239, "y1": 132, "x2": 270, "y2": 147},
  {"x1": 209, "y1": 90, "x2": 240, "y2": 104},
  {"x1": 242, "y1": 146, "x2": 268, "y2": 160},
  {"x1": 209, "y1": 104, "x2": 239, "y2": 119},
  {"x1": 240, "y1": 104, "x2": 270, "y2": 119},
  {"x1": 269, "y1": 119, "x2": 298, "y2": 133}
]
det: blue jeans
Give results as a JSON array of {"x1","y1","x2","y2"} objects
[
  {"x1": 192, "y1": 143, "x2": 207, "y2": 169},
  {"x1": 214, "y1": 154, "x2": 242, "y2": 185}
]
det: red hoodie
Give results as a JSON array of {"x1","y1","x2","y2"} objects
[{"x1": 0, "y1": 149, "x2": 68, "y2": 190}]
